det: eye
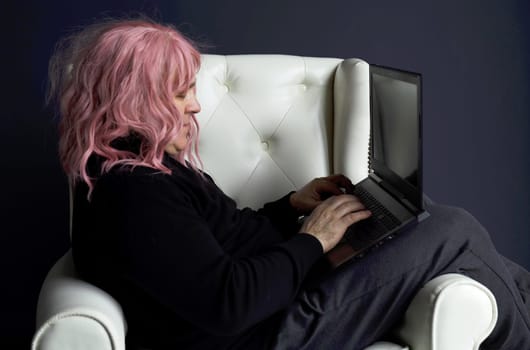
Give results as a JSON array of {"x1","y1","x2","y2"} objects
[
  {"x1": 175, "y1": 91, "x2": 187, "y2": 99},
  {"x1": 174, "y1": 81, "x2": 196, "y2": 99}
]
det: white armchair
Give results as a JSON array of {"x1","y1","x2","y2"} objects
[{"x1": 32, "y1": 54, "x2": 498, "y2": 350}]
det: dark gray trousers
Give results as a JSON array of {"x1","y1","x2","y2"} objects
[{"x1": 271, "y1": 202, "x2": 530, "y2": 349}]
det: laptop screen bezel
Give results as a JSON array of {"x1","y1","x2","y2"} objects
[{"x1": 369, "y1": 64, "x2": 424, "y2": 213}]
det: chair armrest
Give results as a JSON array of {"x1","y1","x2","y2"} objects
[
  {"x1": 394, "y1": 273, "x2": 498, "y2": 350},
  {"x1": 364, "y1": 341, "x2": 409, "y2": 350},
  {"x1": 333, "y1": 58, "x2": 370, "y2": 184},
  {"x1": 32, "y1": 251, "x2": 126, "y2": 350}
]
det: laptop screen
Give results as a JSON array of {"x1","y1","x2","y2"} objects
[{"x1": 369, "y1": 65, "x2": 423, "y2": 211}]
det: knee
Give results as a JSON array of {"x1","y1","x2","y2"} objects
[{"x1": 432, "y1": 204, "x2": 492, "y2": 246}]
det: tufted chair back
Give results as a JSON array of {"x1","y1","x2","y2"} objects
[{"x1": 196, "y1": 54, "x2": 370, "y2": 209}]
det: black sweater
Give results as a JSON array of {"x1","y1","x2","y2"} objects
[{"x1": 72, "y1": 152, "x2": 323, "y2": 349}]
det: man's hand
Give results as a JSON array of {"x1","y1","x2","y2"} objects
[
  {"x1": 300, "y1": 194, "x2": 371, "y2": 253},
  {"x1": 289, "y1": 174, "x2": 356, "y2": 214}
]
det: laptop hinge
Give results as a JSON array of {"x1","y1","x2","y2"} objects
[{"x1": 368, "y1": 173, "x2": 419, "y2": 214}]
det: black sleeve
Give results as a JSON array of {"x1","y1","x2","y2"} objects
[
  {"x1": 92, "y1": 174, "x2": 322, "y2": 336},
  {"x1": 256, "y1": 192, "x2": 302, "y2": 238}
]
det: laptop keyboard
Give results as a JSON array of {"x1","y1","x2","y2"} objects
[{"x1": 352, "y1": 186, "x2": 401, "y2": 235}]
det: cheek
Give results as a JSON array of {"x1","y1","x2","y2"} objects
[{"x1": 176, "y1": 129, "x2": 191, "y2": 148}]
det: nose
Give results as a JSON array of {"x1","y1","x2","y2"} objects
[
  {"x1": 186, "y1": 94, "x2": 201, "y2": 114},
  {"x1": 190, "y1": 96, "x2": 201, "y2": 114}
]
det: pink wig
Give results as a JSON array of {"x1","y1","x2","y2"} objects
[{"x1": 48, "y1": 18, "x2": 202, "y2": 198}]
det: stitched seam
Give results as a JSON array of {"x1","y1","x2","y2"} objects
[
  {"x1": 202, "y1": 96, "x2": 224, "y2": 129},
  {"x1": 266, "y1": 153, "x2": 296, "y2": 188},
  {"x1": 223, "y1": 55, "x2": 264, "y2": 140},
  {"x1": 33, "y1": 313, "x2": 119, "y2": 350},
  {"x1": 269, "y1": 57, "x2": 305, "y2": 139},
  {"x1": 200, "y1": 64, "x2": 224, "y2": 129},
  {"x1": 228, "y1": 93, "x2": 263, "y2": 140},
  {"x1": 237, "y1": 158, "x2": 262, "y2": 199},
  {"x1": 269, "y1": 101, "x2": 294, "y2": 140},
  {"x1": 267, "y1": 57, "x2": 308, "y2": 189}
]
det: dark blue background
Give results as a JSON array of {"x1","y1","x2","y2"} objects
[{"x1": 4, "y1": 0, "x2": 529, "y2": 347}]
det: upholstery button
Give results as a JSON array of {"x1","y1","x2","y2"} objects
[
  {"x1": 300, "y1": 84, "x2": 307, "y2": 91},
  {"x1": 261, "y1": 141, "x2": 269, "y2": 151},
  {"x1": 223, "y1": 84, "x2": 230, "y2": 93}
]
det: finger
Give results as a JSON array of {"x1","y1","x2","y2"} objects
[
  {"x1": 313, "y1": 179, "x2": 343, "y2": 196},
  {"x1": 322, "y1": 174, "x2": 349, "y2": 186},
  {"x1": 334, "y1": 198, "x2": 366, "y2": 217},
  {"x1": 323, "y1": 174, "x2": 355, "y2": 193},
  {"x1": 321, "y1": 194, "x2": 358, "y2": 209},
  {"x1": 344, "y1": 209, "x2": 372, "y2": 225}
]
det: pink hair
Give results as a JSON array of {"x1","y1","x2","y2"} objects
[{"x1": 48, "y1": 18, "x2": 202, "y2": 198}]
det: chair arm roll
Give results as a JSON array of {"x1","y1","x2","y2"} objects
[
  {"x1": 394, "y1": 273, "x2": 498, "y2": 350},
  {"x1": 32, "y1": 251, "x2": 127, "y2": 350}
]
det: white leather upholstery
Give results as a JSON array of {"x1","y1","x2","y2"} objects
[
  {"x1": 32, "y1": 251, "x2": 126, "y2": 350},
  {"x1": 396, "y1": 273, "x2": 498, "y2": 350},
  {"x1": 32, "y1": 54, "x2": 498, "y2": 350},
  {"x1": 197, "y1": 54, "x2": 344, "y2": 209},
  {"x1": 364, "y1": 342, "x2": 409, "y2": 350},
  {"x1": 197, "y1": 55, "x2": 372, "y2": 210}
]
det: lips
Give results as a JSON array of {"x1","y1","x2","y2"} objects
[{"x1": 183, "y1": 123, "x2": 191, "y2": 139}]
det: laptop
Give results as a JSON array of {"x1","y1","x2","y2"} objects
[{"x1": 326, "y1": 64, "x2": 430, "y2": 268}]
